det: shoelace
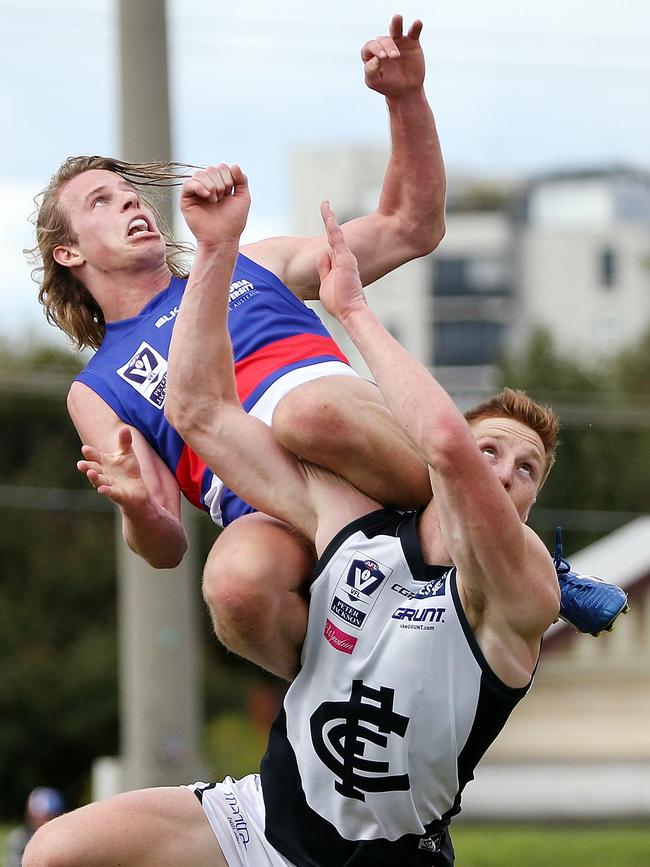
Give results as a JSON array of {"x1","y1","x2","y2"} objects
[{"x1": 553, "y1": 526, "x2": 572, "y2": 576}]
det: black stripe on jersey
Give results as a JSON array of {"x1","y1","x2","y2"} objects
[
  {"x1": 191, "y1": 782, "x2": 219, "y2": 804},
  {"x1": 261, "y1": 709, "x2": 455, "y2": 867},
  {"x1": 443, "y1": 672, "x2": 527, "y2": 824},
  {"x1": 448, "y1": 568, "x2": 533, "y2": 701},
  {"x1": 397, "y1": 511, "x2": 452, "y2": 583},
  {"x1": 310, "y1": 509, "x2": 450, "y2": 589},
  {"x1": 309, "y1": 509, "x2": 405, "y2": 588}
]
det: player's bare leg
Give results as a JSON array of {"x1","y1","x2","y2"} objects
[
  {"x1": 203, "y1": 512, "x2": 313, "y2": 680},
  {"x1": 23, "y1": 787, "x2": 226, "y2": 867},
  {"x1": 272, "y1": 375, "x2": 431, "y2": 508}
]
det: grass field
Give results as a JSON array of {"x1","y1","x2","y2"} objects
[
  {"x1": 2, "y1": 822, "x2": 650, "y2": 864},
  {"x1": 452, "y1": 823, "x2": 650, "y2": 866}
]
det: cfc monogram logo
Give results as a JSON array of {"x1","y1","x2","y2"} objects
[{"x1": 310, "y1": 680, "x2": 410, "y2": 801}]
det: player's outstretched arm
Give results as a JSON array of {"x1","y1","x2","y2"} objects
[
  {"x1": 242, "y1": 14, "x2": 446, "y2": 299},
  {"x1": 68, "y1": 383, "x2": 188, "y2": 568},
  {"x1": 319, "y1": 203, "x2": 558, "y2": 644},
  {"x1": 358, "y1": 15, "x2": 446, "y2": 262},
  {"x1": 165, "y1": 165, "x2": 320, "y2": 539}
]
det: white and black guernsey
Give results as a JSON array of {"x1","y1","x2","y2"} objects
[{"x1": 260, "y1": 509, "x2": 534, "y2": 866}]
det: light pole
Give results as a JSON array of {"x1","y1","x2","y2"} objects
[{"x1": 117, "y1": 0, "x2": 204, "y2": 790}]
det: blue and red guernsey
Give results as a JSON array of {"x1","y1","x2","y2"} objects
[{"x1": 75, "y1": 254, "x2": 350, "y2": 526}]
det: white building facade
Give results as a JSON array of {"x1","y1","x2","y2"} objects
[{"x1": 293, "y1": 151, "x2": 650, "y2": 396}]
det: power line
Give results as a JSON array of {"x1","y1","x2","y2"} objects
[
  {"x1": 0, "y1": 369, "x2": 75, "y2": 397},
  {"x1": 0, "y1": 483, "x2": 644, "y2": 532},
  {"x1": 0, "y1": 484, "x2": 113, "y2": 512},
  {"x1": 1, "y1": 370, "x2": 649, "y2": 428},
  {"x1": 532, "y1": 508, "x2": 645, "y2": 533}
]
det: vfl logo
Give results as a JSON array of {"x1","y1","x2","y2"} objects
[
  {"x1": 311, "y1": 680, "x2": 410, "y2": 801},
  {"x1": 330, "y1": 554, "x2": 392, "y2": 631},
  {"x1": 117, "y1": 341, "x2": 167, "y2": 408},
  {"x1": 345, "y1": 559, "x2": 385, "y2": 599}
]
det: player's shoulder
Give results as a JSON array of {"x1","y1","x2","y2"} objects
[
  {"x1": 522, "y1": 525, "x2": 556, "y2": 579},
  {"x1": 516, "y1": 525, "x2": 561, "y2": 626},
  {"x1": 67, "y1": 380, "x2": 119, "y2": 427},
  {"x1": 241, "y1": 235, "x2": 320, "y2": 298}
]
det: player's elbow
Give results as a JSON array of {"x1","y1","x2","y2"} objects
[
  {"x1": 147, "y1": 540, "x2": 188, "y2": 570},
  {"x1": 125, "y1": 526, "x2": 188, "y2": 570},
  {"x1": 164, "y1": 391, "x2": 209, "y2": 443},
  {"x1": 422, "y1": 212, "x2": 446, "y2": 255},
  {"x1": 423, "y1": 417, "x2": 470, "y2": 473},
  {"x1": 163, "y1": 389, "x2": 186, "y2": 432},
  {"x1": 388, "y1": 210, "x2": 446, "y2": 262},
  {"x1": 408, "y1": 210, "x2": 446, "y2": 258}
]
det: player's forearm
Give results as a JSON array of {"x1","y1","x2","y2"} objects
[
  {"x1": 340, "y1": 303, "x2": 470, "y2": 467},
  {"x1": 379, "y1": 89, "x2": 446, "y2": 252},
  {"x1": 167, "y1": 242, "x2": 317, "y2": 538},
  {"x1": 121, "y1": 499, "x2": 188, "y2": 569},
  {"x1": 167, "y1": 239, "x2": 240, "y2": 428}
]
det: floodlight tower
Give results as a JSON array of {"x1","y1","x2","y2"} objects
[{"x1": 117, "y1": 0, "x2": 204, "y2": 790}]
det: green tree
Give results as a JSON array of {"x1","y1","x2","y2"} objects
[
  {"x1": 0, "y1": 341, "x2": 278, "y2": 819},
  {"x1": 500, "y1": 327, "x2": 650, "y2": 552},
  {"x1": 0, "y1": 343, "x2": 119, "y2": 815}
]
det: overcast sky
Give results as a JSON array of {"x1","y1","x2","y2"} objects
[{"x1": 2, "y1": 0, "x2": 650, "y2": 350}]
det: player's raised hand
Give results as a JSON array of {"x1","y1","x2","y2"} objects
[
  {"x1": 77, "y1": 426, "x2": 150, "y2": 511},
  {"x1": 317, "y1": 201, "x2": 367, "y2": 323},
  {"x1": 361, "y1": 14, "x2": 425, "y2": 98},
  {"x1": 180, "y1": 163, "x2": 250, "y2": 246}
]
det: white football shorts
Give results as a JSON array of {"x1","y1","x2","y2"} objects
[{"x1": 185, "y1": 774, "x2": 295, "y2": 867}]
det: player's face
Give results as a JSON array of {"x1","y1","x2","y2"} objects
[
  {"x1": 470, "y1": 417, "x2": 546, "y2": 522},
  {"x1": 56, "y1": 169, "x2": 166, "y2": 274}
]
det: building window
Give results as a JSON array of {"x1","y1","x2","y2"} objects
[
  {"x1": 433, "y1": 320, "x2": 505, "y2": 366},
  {"x1": 434, "y1": 257, "x2": 466, "y2": 295},
  {"x1": 433, "y1": 256, "x2": 510, "y2": 297},
  {"x1": 599, "y1": 247, "x2": 617, "y2": 289}
]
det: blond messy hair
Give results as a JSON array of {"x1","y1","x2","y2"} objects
[
  {"x1": 26, "y1": 156, "x2": 196, "y2": 351},
  {"x1": 464, "y1": 387, "x2": 560, "y2": 482}
]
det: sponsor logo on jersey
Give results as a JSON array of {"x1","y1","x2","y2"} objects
[
  {"x1": 392, "y1": 606, "x2": 446, "y2": 630},
  {"x1": 154, "y1": 306, "x2": 179, "y2": 328},
  {"x1": 324, "y1": 618, "x2": 357, "y2": 654},
  {"x1": 329, "y1": 554, "x2": 392, "y2": 630},
  {"x1": 116, "y1": 341, "x2": 167, "y2": 408},
  {"x1": 223, "y1": 788, "x2": 250, "y2": 850},
  {"x1": 392, "y1": 582, "x2": 416, "y2": 599},
  {"x1": 391, "y1": 576, "x2": 447, "y2": 601},
  {"x1": 310, "y1": 679, "x2": 410, "y2": 801},
  {"x1": 228, "y1": 279, "x2": 258, "y2": 311},
  {"x1": 415, "y1": 576, "x2": 447, "y2": 598}
]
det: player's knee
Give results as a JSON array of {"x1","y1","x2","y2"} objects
[
  {"x1": 202, "y1": 555, "x2": 275, "y2": 645},
  {"x1": 272, "y1": 384, "x2": 350, "y2": 459}
]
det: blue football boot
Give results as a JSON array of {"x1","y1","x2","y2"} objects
[{"x1": 553, "y1": 527, "x2": 629, "y2": 636}]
